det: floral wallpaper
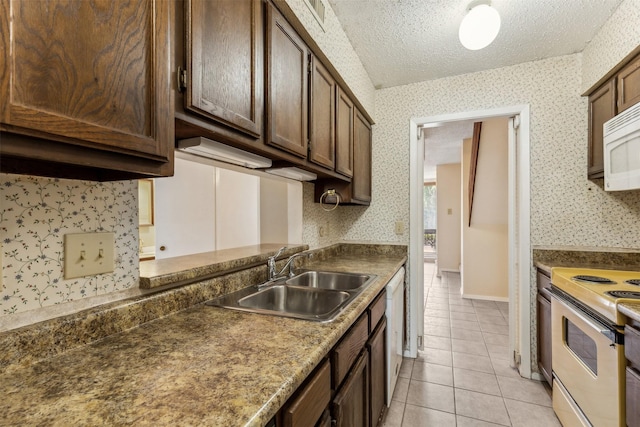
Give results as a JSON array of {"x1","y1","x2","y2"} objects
[
  {"x1": 581, "y1": 0, "x2": 640, "y2": 93},
  {"x1": 0, "y1": 173, "x2": 138, "y2": 316}
]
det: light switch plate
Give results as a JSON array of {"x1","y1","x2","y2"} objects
[
  {"x1": 394, "y1": 221, "x2": 405, "y2": 235},
  {"x1": 64, "y1": 232, "x2": 115, "y2": 279}
]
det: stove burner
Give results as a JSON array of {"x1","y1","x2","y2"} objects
[
  {"x1": 625, "y1": 279, "x2": 640, "y2": 286},
  {"x1": 572, "y1": 275, "x2": 616, "y2": 284},
  {"x1": 606, "y1": 290, "x2": 640, "y2": 299}
]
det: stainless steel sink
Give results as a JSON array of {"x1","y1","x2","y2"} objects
[
  {"x1": 206, "y1": 270, "x2": 377, "y2": 322},
  {"x1": 286, "y1": 270, "x2": 372, "y2": 291},
  {"x1": 238, "y1": 285, "x2": 350, "y2": 318}
]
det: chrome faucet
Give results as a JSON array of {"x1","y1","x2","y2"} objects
[
  {"x1": 267, "y1": 246, "x2": 287, "y2": 281},
  {"x1": 266, "y1": 247, "x2": 313, "y2": 281}
]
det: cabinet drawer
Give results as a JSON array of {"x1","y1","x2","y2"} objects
[
  {"x1": 332, "y1": 313, "x2": 369, "y2": 387},
  {"x1": 537, "y1": 270, "x2": 551, "y2": 293},
  {"x1": 627, "y1": 325, "x2": 640, "y2": 367},
  {"x1": 368, "y1": 290, "x2": 386, "y2": 333},
  {"x1": 282, "y1": 359, "x2": 331, "y2": 427},
  {"x1": 628, "y1": 367, "x2": 640, "y2": 427}
]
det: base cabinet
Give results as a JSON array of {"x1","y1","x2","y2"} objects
[
  {"x1": 536, "y1": 269, "x2": 552, "y2": 386},
  {"x1": 626, "y1": 322, "x2": 640, "y2": 427},
  {"x1": 276, "y1": 287, "x2": 389, "y2": 427},
  {"x1": 333, "y1": 350, "x2": 369, "y2": 427}
]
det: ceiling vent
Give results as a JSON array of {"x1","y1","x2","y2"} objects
[{"x1": 305, "y1": 0, "x2": 326, "y2": 30}]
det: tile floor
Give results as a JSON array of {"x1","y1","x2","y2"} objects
[{"x1": 382, "y1": 263, "x2": 561, "y2": 427}]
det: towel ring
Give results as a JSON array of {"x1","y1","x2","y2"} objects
[{"x1": 319, "y1": 189, "x2": 340, "y2": 211}]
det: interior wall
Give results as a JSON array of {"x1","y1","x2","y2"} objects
[
  {"x1": 436, "y1": 163, "x2": 461, "y2": 274},
  {"x1": 461, "y1": 119, "x2": 509, "y2": 300},
  {"x1": 260, "y1": 178, "x2": 303, "y2": 244},
  {"x1": 581, "y1": 0, "x2": 640, "y2": 93},
  {"x1": 154, "y1": 157, "x2": 216, "y2": 259}
]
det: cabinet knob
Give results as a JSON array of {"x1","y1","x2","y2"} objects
[{"x1": 159, "y1": 245, "x2": 166, "y2": 251}]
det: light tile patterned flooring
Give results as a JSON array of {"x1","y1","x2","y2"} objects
[{"x1": 382, "y1": 263, "x2": 561, "y2": 427}]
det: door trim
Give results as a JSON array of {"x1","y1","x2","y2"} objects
[{"x1": 408, "y1": 105, "x2": 532, "y2": 378}]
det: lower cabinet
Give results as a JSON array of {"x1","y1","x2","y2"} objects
[
  {"x1": 626, "y1": 321, "x2": 640, "y2": 427},
  {"x1": 368, "y1": 318, "x2": 387, "y2": 427},
  {"x1": 333, "y1": 350, "x2": 369, "y2": 427},
  {"x1": 536, "y1": 269, "x2": 552, "y2": 386},
  {"x1": 277, "y1": 287, "x2": 388, "y2": 427}
]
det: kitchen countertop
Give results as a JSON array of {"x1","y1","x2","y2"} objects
[
  {"x1": 0, "y1": 246, "x2": 406, "y2": 426},
  {"x1": 618, "y1": 303, "x2": 640, "y2": 323}
]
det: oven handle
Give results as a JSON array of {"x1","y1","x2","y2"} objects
[{"x1": 550, "y1": 288, "x2": 623, "y2": 345}]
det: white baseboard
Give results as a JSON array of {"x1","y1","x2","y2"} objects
[{"x1": 461, "y1": 294, "x2": 509, "y2": 303}]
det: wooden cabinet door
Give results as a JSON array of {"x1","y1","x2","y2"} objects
[
  {"x1": 281, "y1": 359, "x2": 331, "y2": 427},
  {"x1": 0, "y1": 0, "x2": 172, "y2": 162},
  {"x1": 537, "y1": 291, "x2": 552, "y2": 386},
  {"x1": 618, "y1": 53, "x2": 640, "y2": 113},
  {"x1": 353, "y1": 108, "x2": 372, "y2": 203},
  {"x1": 266, "y1": 3, "x2": 308, "y2": 158},
  {"x1": 185, "y1": 0, "x2": 263, "y2": 138},
  {"x1": 588, "y1": 80, "x2": 616, "y2": 179},
  {"x1": 333, "y1": 350, "x2": 369, "y2": 427},
  {"x1": 309, "y1": 56, "x2": 335, "y2": 170},
  {"x1": 367, "y1": 318, "x2": 386, "y2": 427},
  {"x1": 335, "y1": 86, "x2": 354, "y2": 178}
]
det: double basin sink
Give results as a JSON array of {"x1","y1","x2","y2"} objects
[{"x1": 207, "y1": 270, "x2": 377, "y2": 322}]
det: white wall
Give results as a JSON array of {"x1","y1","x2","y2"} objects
[
  {"x1": 436, "y1": 163, "x2": 461, "y2": 274},
  {"x1": 260, "y1": 178, "x2": 303, "y2": 244},
  {"x1": 154, "y1": 157, "x2": 216, "y2": 259},
  {"x1": 461, "y1": 119, "x2": 509, "y2": 300}
]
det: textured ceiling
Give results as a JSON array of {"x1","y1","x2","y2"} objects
[
  {"x1": 423, "y1": 121, "x2": 475, "y2": 181},
  {"x1": 327, "y1": 0, "x2": 625, "y2": 89}
]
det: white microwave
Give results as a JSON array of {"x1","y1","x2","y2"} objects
[{"x1": 604, "y1": 100, "x2": 640, "y2": 191}]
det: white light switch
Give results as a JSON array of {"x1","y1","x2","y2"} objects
[
  {"x1": 64, "y1": 232, "x2": 115, "y2": 279},
  {"x1": 394, "y1": 221, "x2": 405, "y2": 235}
]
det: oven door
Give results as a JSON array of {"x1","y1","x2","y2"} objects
[{"x1": 551, "y1": 293, "x2": 625, "y2": 427}]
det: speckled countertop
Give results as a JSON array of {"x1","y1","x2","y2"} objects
[
  {"x1": 0, "y1": 245, "x2": 406, "y2": 427},
  {"x1": 618, "y1": 303, "x2": 640, "y2": 322},
  {"x1": 533, "y1": 248, "x2": 640, "y2": 276}
]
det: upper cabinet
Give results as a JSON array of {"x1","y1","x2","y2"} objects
[
  {"x1": 309, "y1": 56, "x2": 336, "y2": 170},
  {"x1": 265, "y1": 2, "x2": 309, "y2": 158},
  {"x1": 0, "y1": 0, "x2": 174, "y2": 181},
  {"x1": 587, "y1": 49, "x2": 640, "y2": 181},
  {"x1": 314, "y1": 106, "x2": 372, "y2": 206},
  {"x1": 184, "y1": 0, "x2": 263, "y2": 138},
  {"x1": 352, "y1": 108, "x2": 372, "y2": 204},
  {"x1": 618, "y1": 54, "x2": 640, "y2": 113},
  {"x1": 335, "y1": 86, "x2": 354, "y2": 178},
  {"x1": 588, "y1": 80, "x2": 616, "y2": 179}
]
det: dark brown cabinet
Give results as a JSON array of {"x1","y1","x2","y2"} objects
[
  {"x1": 626, "y1": 321, "x2": 640, "y2": 427},
  {"x1": 0, "y1": 0, "x2": 174, "y2": 181},
  {"x1": 333, "y1": 350, "x2": 370, "y2": 427},
  {"x1": 279, "y1": 359, "x2": 331, "y2": 427},
  {"x1": 353, "y1": 108, "x2": 373, "y2": 204},
  {"x1": 335, "y1": 86, "x2": 355, "y2": 178},
  {"x1": 314, "y1": 106, "x2": 372, "y2": 206},
  {"x1": 587, "y1": 50, "x2": 640, "y2": 181},
  {"x1": 536, "y1": 269, "x2": 552, "y2": 386},
  {"x1": 184, "y1": 0, "x2": 263, "y2": 138},
  {"x1": 368, "y1": 318, "x2": 386, "y2": 427},
  {"x1": 588, "y1": 80, "x2": 616, "y2": 179},
  {"x1": 266, "y1": 2, "x2": 309, "y2": 158},
  {"x1": 618, "y1": 54, "x2": 640, "y2": 113},
  {"x1": 309, "y1": 56, "x2": 336, "y2": 170}
]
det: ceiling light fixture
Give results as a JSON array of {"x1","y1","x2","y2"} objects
[{"x1": 459, "y1": 0, "x2": 501, "y2": 51}]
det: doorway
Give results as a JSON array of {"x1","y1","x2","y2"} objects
[{"x1": 408, "y1": 106, "x2": 532, "y2": 378}]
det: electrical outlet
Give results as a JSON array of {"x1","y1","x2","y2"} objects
[
  {"x1": 394, "y1": 221, "x2": 404, "y2": 235},
  {"x1": 64, "y1": 232, "x2": 115, "y2": 279}
]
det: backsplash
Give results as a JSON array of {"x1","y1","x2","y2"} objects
[{"x1": 0, "y1": 173, "x2": 138, "y2": 316}]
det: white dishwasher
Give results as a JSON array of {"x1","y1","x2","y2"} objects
[{"x1": 385, "y1": 267, "x2": 405, "y2": 406}]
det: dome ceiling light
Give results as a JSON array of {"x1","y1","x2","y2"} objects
[{"x1": 459, "y1": 0, "x2": 501, "y2": 51}]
